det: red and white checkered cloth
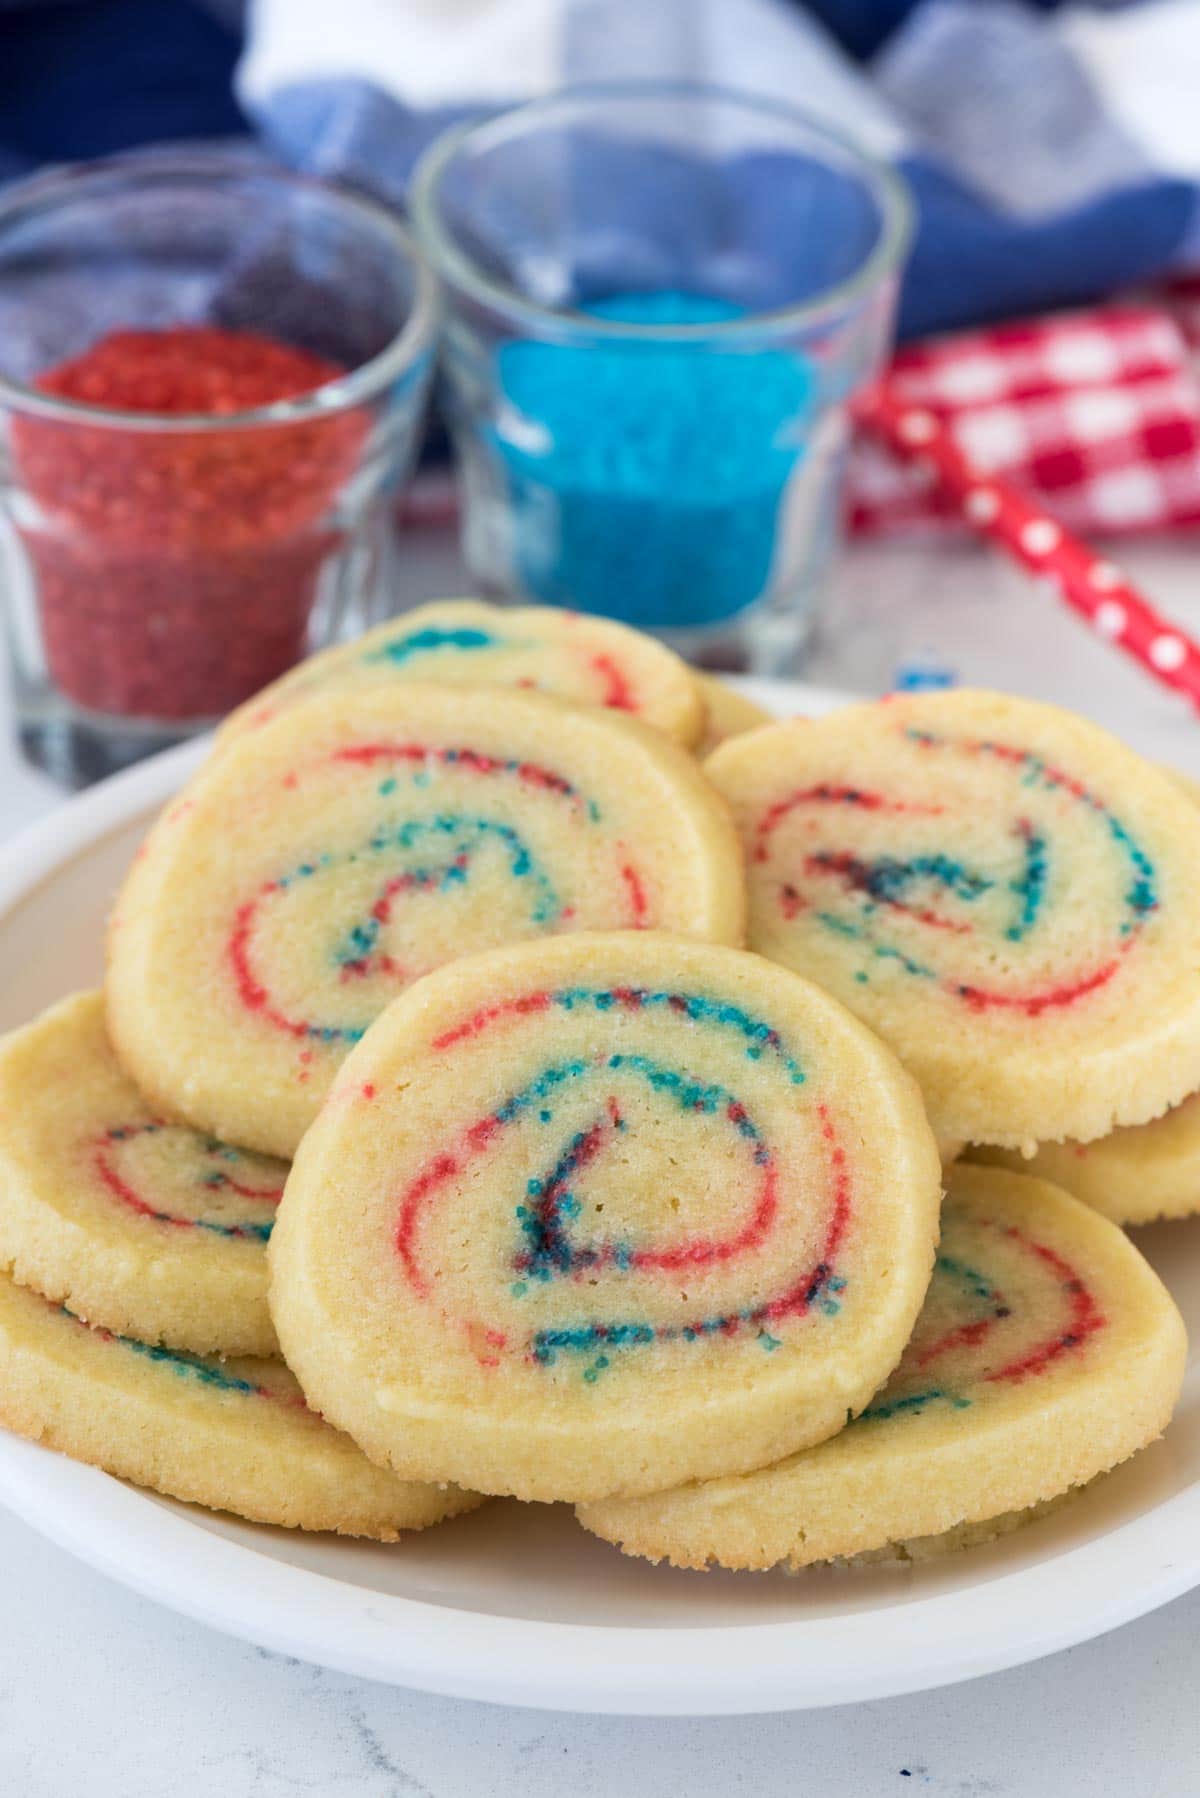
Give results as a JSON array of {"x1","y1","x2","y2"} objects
[{"x1": 849, "y1": 293, "x2": 1200, "y2": 538}]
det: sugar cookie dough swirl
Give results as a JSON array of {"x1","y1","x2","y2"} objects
[
  {"x1": 218, "y1": 598, "x2": 705, "y2": 748},
  {"x1": 0, "y1": 993, "x2": 286, "y2": 1357},
  {"x1": 706, "y1": 689, "x2": 1200, "y2": 1147},
  {"x1": 226, "y1": 750, "x2": 617, "y2": 1046},
  {"x1": 0, "y1": 1272, "x2": 483, "y2": 1537},
  {"x1": 576, "y1": 1164, "x2": 1186, "y2": 1569},
  {"x1": 108, "y1": 685, "x2": 745, "y2": 1159},
  {"x1": 397, "y1": 987, "x2": 835, "y2": 1374},
  {"x1": 268, "y1": 935, "x2": 942, "y2": 1503},
  {"x1": 966, "y1": 763, "x2": 1200, "y2": 1226},
  {"x1": 94, "y1": 1122, "x2": 281, "y2": 1241}
]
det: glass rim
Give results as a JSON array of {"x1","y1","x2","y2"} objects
[
  {"x1": 0, "y1": 151, "x2": 440, "y2": 432},
  {"x1": 411, "y1": 81, "x2": 913, "y2": 343}
]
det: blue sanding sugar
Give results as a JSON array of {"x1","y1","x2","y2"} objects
[{"x1": 491, "y1": 291, "x2": 814, "y2": 630}]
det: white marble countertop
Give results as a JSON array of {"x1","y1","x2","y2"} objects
[{"x1": 2, "y1": 531, "x2": 1200, "y2": 1796}]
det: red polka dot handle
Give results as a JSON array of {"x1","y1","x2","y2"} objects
[{"x1": 856, "y1": 382, "x2": 1200, "y2": 711}]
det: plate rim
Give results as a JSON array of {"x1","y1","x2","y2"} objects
[
  {"x1": 2, "y1": 1427, "x2": 1198, "y2": 1715},
  {"x1": 0, "y1": 676, "x2": 1197, "y2": 1715}
]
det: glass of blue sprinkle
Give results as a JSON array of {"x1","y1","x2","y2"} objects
[{"x1": 412, "y1": 84, "x2": 911, "y2": 673}]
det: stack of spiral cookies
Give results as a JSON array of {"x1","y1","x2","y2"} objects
[{"x1": 0, "y1": 598, "x2": 1191, "y2": 1570}]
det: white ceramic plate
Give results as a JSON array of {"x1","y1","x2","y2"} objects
[{"x1": 0, "y1": 678, "x2": 1198, "y2": 1717}]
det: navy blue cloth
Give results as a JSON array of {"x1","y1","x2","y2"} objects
[
  {"x1": 0, "y1": 0, "x2": 246, "y2": 174},
  {"x1": 804, "y1": 0, "x2": 932, "y2": 59},
  {"x1": 899, "y1": 162, "x2": 1200, "y2": 339},
  {"x1": 805, "y1": 0, "x2": 1066, "y2": 60}
]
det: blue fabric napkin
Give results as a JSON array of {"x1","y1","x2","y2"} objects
[
  {"x1": 237, "y1": 0, "x2": 1200, "y2": 337},
  {"x1": 1, "y1": 1, "x2": 1198, "y2": 338}
]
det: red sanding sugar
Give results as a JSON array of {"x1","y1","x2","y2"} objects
[{"x1": 12, "y1": 326, "x2": 368, "y2": 720}]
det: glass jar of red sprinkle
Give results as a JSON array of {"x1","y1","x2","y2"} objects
[{"x1": 0, "y1": 155, "x2": 436, "y2": 785}]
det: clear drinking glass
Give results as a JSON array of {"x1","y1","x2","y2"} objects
[
  {"x1": 412, "y1": 83, "x2": 911, "y2": 674},
  {"x1": 0, "y1": 154, "x2": 437, "y2": 786}
]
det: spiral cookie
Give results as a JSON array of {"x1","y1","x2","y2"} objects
[
  {"x1": 218, "y1": 598, "x2": 705, "y2": 749},
  {"x1": 968, "y1": 765, "x2": 1200, "y2": 1220},
  {"x1": 971, "y1": 1089, "x2": 1200, "y2": 1226},
  {"x1": 0, "y1": 992, "x2": 284, "y2": 1357},
  {"x1": 576, "y1": 1163, "x2": 1186, "y2": 1569},
  {"x1": 269, "y1": 933, "x2": 942, "y2": 1503},
  {"x1": 706, "y1": 689, "x2": 1200, "y2": 1147},
  {"x1": 694, "y1": 676, "x2": 773, "y2": 759},
  {"x1": 108, "y1": 684, "x2": 745, "y2": 1159},
  {"x1": 0, "y1": 1270, "x2": 482, "y2": 1536}
]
